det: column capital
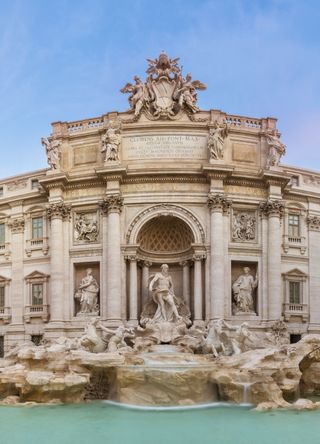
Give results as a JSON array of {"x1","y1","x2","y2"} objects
[
  {"x1": 99, "y1": 194, "x2": 123, "y2": 214},
  {"x1": 179, "y1": 260, "x2": 190, "y2": 267},
  {"x1": 193, "y1": 253, "x2": 206, "y2": 261},
  {"x1": 307, "y1": 214, "x2": 320, "y2": 231},
  {"x1": 259, "y1": 199, "x2": 284, "y2": 218},
  {"x1": 125, "y1": 254, "x2": 137, "y2": 262},
  {"x1": 207, "y1": 193, "x2": 232, "y2": 213},
  {"x1": 142, "y1": 260, "x2": 152, "y2": 268},
  {"x1": 8, "y1": 217, "x2": 25, "y2": 234},
  {"x1": 46, "y1": 201, "x2": 71, "y2": 220}
]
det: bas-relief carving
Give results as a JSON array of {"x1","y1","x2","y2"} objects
[
  {"x1": 122, "y1": 134, "x2": 207, "y2": 161},
  {"x1": 74, "y1": 268, "x2": 99, "y2": 316},
  {"x1": 232, "y1": 211, "x2": 256, "y2": 242},
  {"x1": 41, "y1": 137, "x2": 61, "y2": 170},
  {"x1": 6, "y1": 180, "x2": 28, "y2": 191},
  {"x1": 232, "y1": 267, "x2": 258, "y2": 314},
  {"x1": 121, "y1": 52, "x2": 206, "y2": 119},
  {"x1": 74, "y1": 213, "x2": 99, "y2": 243},
  {"x1": 303, "y1": 175, "x2": 320, "y2": 187}
]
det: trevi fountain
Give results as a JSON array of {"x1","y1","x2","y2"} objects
[{"x1": 1, "y1": 53, "x2": 320, "y2": 443}]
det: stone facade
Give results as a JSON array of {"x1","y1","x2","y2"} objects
[{"x1": 0, "y1": 53, "x2": 319, "y2": 354}]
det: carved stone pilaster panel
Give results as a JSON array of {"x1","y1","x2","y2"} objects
[
  {"x1": 46, "y1": 202, "x2": 71, "y2": 220},
  {"x1": 259, "y1": 199, "x2": 284, "y2": 218},
  {"x1": 99, "y1": 194, "x2": 123, "y2": 214},
  {"x1": 307, "y1": 215, "x2": 320, "y2": 231},
  {"x1": 207, "y1": 193, "x2": 232, "y2": 213},
  {"x1": 8, "y1": 218, "x2": 25, "y2": 234}
]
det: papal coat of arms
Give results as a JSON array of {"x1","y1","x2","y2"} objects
[{"x1": 121, "y1": 52, "x2": 206, "y2": 120}]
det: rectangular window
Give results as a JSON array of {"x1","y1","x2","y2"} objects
[
  {"x1": 0, "y1": 223, "x2": 5, "y2": 245},
  {"x1": 31, "y1": 179, "x2": 39, "y2": 190},
  {"x1": 0, "y1": 336, "x2": 4, "y2": 358},
  {"x1": 32, "y1": 283, "x2": 43, "y2": 306},
  {"x1": 288, "y1": 214, "x2": 300, "y2": 238},
  {"x1": 0, "y1": 187, "x2": 3, "y2": 197},
  {"x1": 32, "y1": 217, "x2": 43, "y2": 239},
  {"x1": 289, "y1": 281, "x2": 301, "y2": 304},
  {"x1": 290, "y1": 176, "x2": 299, "y2": 187},
  {"x1": 0, "y1": 286, "x2": 4, "y2": 307}
]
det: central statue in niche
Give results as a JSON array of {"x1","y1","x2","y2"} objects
[{"x1": 149, "y1": 264, "x2": 182, "y2": 323}]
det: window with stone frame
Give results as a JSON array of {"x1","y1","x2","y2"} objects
[
  {"x1": 0, "y1": 222, "x2": 5, "y2": 246},
  {"x1": 31, "y1": 217, "x2": 43, "y2": 240},
  {"x1": 31, "y1": 283, "x2": 43, "y2": 306},
  {"x1": 288, "y1": 214, "x2": 300, "y2": 238},
  {"x1": 0, "y1": 286, "x2": 4, "y2": 308},
  {"x1": 289, "y1": 281, "x2": 301, "y2": 304}
]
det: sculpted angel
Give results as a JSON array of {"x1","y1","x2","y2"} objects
[
  {"x1": 120, "y1": 75, "x2": 148, "y2": 116},
  {"x1": 175, "y1": 73, "x2": 206, "y2": 113}
]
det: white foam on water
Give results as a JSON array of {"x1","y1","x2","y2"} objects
[{"x1": 103, "y1": 400, "x2": 254, "y2": 411}]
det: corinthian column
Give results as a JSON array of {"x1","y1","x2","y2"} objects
[
  {"x1": 100, "y1": 194, "x2": 123, "y2": 324},
  {"x1": 307, "y1": 215, "x2": 320, "y2": 327},
  {"x1": 141, "y1": 261, "x2": 152, "y2": 308},
  {"x1": 46, "y1": 202, "x2": 71, "y2": 322},
  {"x1": 127, "y1": 255, "x2": 138, "y2": 325},
  {"x1": 207, "y1": 193, "x2": 231, "y2": 319},
  {"x1": 260, "y1": 200, "x2": 284, "y2": 320},
  {"x1": 193, "y1": 254, "x2": 206, "y2": 323},
  {"x1": 180, "y1": 261, "x2": 190, "y2": 308}
]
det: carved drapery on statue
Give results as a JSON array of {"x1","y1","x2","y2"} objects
[
  {"x1": 101, "y1": 120, "x2": 121, "y2": 163},
  {"x1": 265, "y1": 130, "x2": 286, "y2": 168},
  {"x1": 208, "y1": 122, "x2": 228, "y2": 161},
  {"x1": 41, "y1": 137, "x2": 61, "y2": 170},
  {"x1": 121, "y1": 52, "x2": 206, "y2": 120}
]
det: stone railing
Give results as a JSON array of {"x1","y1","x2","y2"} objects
[
  {"x1": 225, "y1": 115, "x2": 262, "y2": 129},
  {"x1": 282, "y1": 235, "x2": 306, "y2": 255},
  {"x1": 283, "y1": 302, "x2": 308, "y2": 322},
  {"x1": 24, "y1": 304, "x2": 49, "y2": 323},
  {"x1": 0, "y1": 306, "x2": 11, "y2": 323},
  {"x1": 67, "y1": 118, "x2": 104, "y2": 135}
]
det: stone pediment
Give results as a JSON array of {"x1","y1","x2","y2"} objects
[
  {"x1": 283, "y1": 268, "x2": 308, "y2": 277},
  {"x1": 24, "y1": 271, "x2": 50, "y2": 282},
  {"x1": 0, "y1": 275, "x2": 11, "y2": 284}
]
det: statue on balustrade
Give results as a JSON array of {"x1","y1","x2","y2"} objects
[
  {"x1": 232, "y1": 267, "x2": 258, "y2": 314},
  {"x1": 208, "y1": 122, "x2": 228, "y2": 160},
  {"x1": 41, "y1": 137, "x2": 61, "y2": 170},
  {"x1": 75, "y1": 268, "x2": 99, "y2": 316},
  {"x1": 265, "y1": 130, "x2": 286, "y2": 168}
]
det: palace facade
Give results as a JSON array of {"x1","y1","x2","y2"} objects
[{"x1": 0, "y1": 54, "x2": 319, "y2": 355}]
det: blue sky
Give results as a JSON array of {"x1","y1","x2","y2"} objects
[{"x1": 0, "y1": 0, "x2": 319, "y2": 178}]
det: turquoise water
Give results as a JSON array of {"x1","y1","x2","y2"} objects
[{"x1": 0, "y1": 402, "x2": 320, "y2": 444}]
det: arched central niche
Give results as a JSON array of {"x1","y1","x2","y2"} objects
[
  {"x1": 125, "y1": 205, "x2": 206, "y2": 322},
  {"x1": 137, "y1": 215, "x2": 194, "y2": 254}
]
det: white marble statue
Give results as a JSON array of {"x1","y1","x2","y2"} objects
[
  {"x1": 208, "y1": 123, "x2": 228, "y2": 160},
  {"x1": 266, "y1": 130, "x2": 286, "y2": 167},
  {"x1": 75, "y1": 268, "x2": 99, "y2": 315},
  {"x1": 74, "y1": 214, "x2": 98, "y2": 243},
  {"x1": 232, "y1": 267, "x2": 258, "y2": 314},
  {"x1": 79, "y1": 318, "x2": 107, "y2": 353},
  {"x1": 99, "y1": 324, "x2": 135, "y2": 352},
  {"x1": 41, "y1": 137, "x2": 61, "y2": 169},
  {"x1": 148, "y1": 264, "x2": 182, "y2": 323},
  {"x1": 101, "y1": 124, "x2": 121, "y2": 162}
]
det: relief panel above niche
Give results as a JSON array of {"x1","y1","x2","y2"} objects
[
  {"x1": 73, "y1": 144, "x2": 98, "y2": 166},
  {"x1": 231, "y1": 140, "x2": 258, "y2": 165}
]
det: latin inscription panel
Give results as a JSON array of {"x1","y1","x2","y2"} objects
[{"x1": 122, "y1": 134, "x2": 208, "y2": 161}]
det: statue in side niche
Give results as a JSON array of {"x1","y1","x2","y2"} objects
[
  {"x1": 101, "y1": 122, "x2": 121, "y2": 162},
  {"x1": 75, "y1": 268, "x2": 99, "y2": 315},
  {"x1": 232, "y1": 267, "x2": 258, "y2": 314}
]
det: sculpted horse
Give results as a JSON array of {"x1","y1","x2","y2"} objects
[{"x1": 202, "y1": 319, "x2": 229, "y2": 357}]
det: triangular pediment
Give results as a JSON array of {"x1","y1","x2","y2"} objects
[
  {"x1": 24, "y1": 270, "x2": 50, "y2": 280},
  {"x1": 0, "y1": 275, "x2": 11, "y2": 284},
  {"x1": 283, "y1": 268, "x2": 307, "y2": 277}
]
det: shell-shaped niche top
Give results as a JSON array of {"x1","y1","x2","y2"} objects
[{"x1": 137, "y1": 216, "x2": 194, "y2": 253}]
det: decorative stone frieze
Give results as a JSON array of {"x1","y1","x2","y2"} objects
[
  {"x1": 207, "y1": 193, "x2": 232, "y2": 213},
  {"x1": 46, "y1": 202, "x2": 71, "y2": 220},
  {"x1": 307, "y1": 215, "x2": 320, "y2": 231},
  {"x1": 259, "y1": 199, "x2": 284, "y2": 217},
  {"x1": 8, "y1": 218, "x2": 25, "y2": 234},
  {"x1": 99, "y1": 194, "x2": 123, "y2": 214}
]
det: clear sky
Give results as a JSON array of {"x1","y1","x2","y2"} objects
[{"x1": 0, "y1": 0, "x2": 319, "y2": 178}]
